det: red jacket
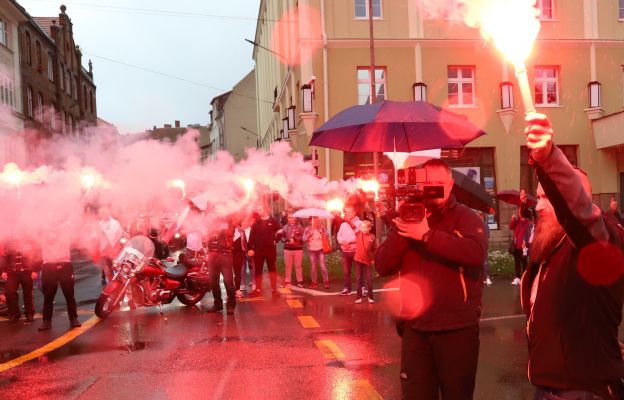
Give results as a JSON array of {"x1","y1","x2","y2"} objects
[{"x1": 375, "y1": 196, "x2": 488, "y2": 331}]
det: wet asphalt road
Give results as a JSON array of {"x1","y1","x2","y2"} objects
[{"x1": 0, "y1": 265, "x2": 547, "y2": 399}]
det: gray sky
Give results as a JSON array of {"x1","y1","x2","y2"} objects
[{"x1": 19, "y1": 0, "x2": 260, "y2": 133}]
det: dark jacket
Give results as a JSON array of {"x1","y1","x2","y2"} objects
[
  {"x1": 278, "y1": 223, "x2": 305, "y2": 250},
  {"x1": 375, "y1": 196, "x2": 488, "y2": 331},
  {"x1": 248, "y1": 217, "x2": 280, "y2": 255},
  {"x1": 0, "y1": 240, "x2": 42, "y2": 273},
  {"x1": 520, "y1": 145, "x2": 624, "y2": 396}
]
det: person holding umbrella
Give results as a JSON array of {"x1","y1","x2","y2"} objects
[{"x1": 509, "y1": 208, "x2": 532, "y2": 285}]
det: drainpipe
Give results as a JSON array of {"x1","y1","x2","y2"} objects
[{"x1": 320, "y1": 0, "x2": 330, "y2": 180}]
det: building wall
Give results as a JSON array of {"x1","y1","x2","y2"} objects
[
  {"x1": 223, "y1": 70, "x2": 258, "y2": 161},
  {"x1": 254, "y1": 0, "x2": 624, "y2": 229}
]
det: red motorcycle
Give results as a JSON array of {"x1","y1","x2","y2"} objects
[{"x1": 95, "y1": 236, "x2": 210, "y2": 319}]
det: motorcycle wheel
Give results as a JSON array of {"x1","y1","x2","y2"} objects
[
  {"x1": 95, "y1": 286, "x2": 123, "y2": 318},
  {"x1": 176, "y1": 292, "x2": 205, "y2": 306}
]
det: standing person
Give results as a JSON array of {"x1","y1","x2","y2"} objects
[
  {"x1": 354, "y1": 220, "x2": 376, "y2": 304},
  {"x1": 206, "y1": 218, "x2": 236, "y2": 315},
  {"x1": 375, "y1": 158, "x2": 488, "y2": 399},
  {"x1": 609, "y1": 196, "x2": 624, "y2": 225},
  {"x1": 233, "y1": 215, "x2": 254, "y2": 297},
  {"x1": 247, "y1": 203, "x2": 281, "y2": 299},
  {"x1": 522, "y1": 113, "x2": 624, "y2": 398},
  {"x1": 38, "y1": 227, "x2": 81, "y2": 331},
  {"x1": 0, "y1": 238, "x2": 41, "y2": 323},
  {"x1": 336, "y1": 205, "x2": 361, "y2": 295},
  {"x1": 97, "y1": 205, "x2": 123, "y2": 285},
  {"x1": 303, "y1": 216, "x2": 330, "y2": 289},
  {"x1": 509, "y1": 208, "x2": 531, "y2": 285},
  {"x1": 279, "y1": 211, "x2": 305, "y2": 288},
  {"x1": 148, "y1": 228, "x2": 169, "y2": 260},
  {"x1": 477, "y1": 211, "x2": 493, "y2": 286},
  {"x1": 331, "y1": 211, "x2": 343, "y2": 250}
]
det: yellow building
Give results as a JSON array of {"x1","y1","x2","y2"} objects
[{"x1": 253, "y1": 0, "x2": 624, "y2": 233}]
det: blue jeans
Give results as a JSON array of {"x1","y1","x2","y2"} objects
[
  {"x1": 355, "y1": 261, "x2": 373, "y2": 299},
  {"x1": 341, "y1": 251, "x2": 355, "y2": 291}
]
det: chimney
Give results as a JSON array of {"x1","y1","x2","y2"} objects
[
  {"x1": 164, "y1": 124, "x2": 172, "y2": 129},
  {"x1": 175, "y1": 120, "x2": 180, "y2": 128}
]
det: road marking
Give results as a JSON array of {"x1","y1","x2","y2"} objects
[
  {"x1": 237, "y1": 297, "x2": 265, "y2": 302},
  {"x1": 0, "y1": 315, "x2": 100, "y2": 373},
  {"x1": 480, "y1": 314, "x2": 525, "y2": 322},
  {"x1": 0, "y1": 309, "x2": 94, "y2": 322},
  {"x1": 278, "y1": 287, "x2": 292, "y2": 295},
  {"x1": 354, "y1": 380, "x2": 384, "y2": 400},
  {"x1": 286, "y1": 299, "x2": 303, "y2": 308},
  {"x1": 289, "y1": 286, "x2": 399, "y2": 297},
  {"x1": 298, "y1": 316, "x2": 320, "y2": 328},
  {"x1": 314, "y1": 339, "x2": 345, "y2": 360}
]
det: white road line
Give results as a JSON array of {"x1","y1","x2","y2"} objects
[
  {"x1": 288, "y1": 286, "x2": 400, "y2": 297},
  {"x1": 480, "y1": 314, "x2": 525, "y2": 322}
]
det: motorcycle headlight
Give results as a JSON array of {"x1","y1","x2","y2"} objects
[{"x1": 122, "y1": 263, "x2": 131, "y2": 274}]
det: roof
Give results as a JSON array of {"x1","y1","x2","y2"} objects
[
  {"x1": 32, "y1": 17, "x2": 56, "y2": 38},
  {"x1": 210, "y1": 90, "x2": 232, "y2": 106}
]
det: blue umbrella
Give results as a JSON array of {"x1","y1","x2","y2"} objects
[{"x1": 310, "y1": 100, "x2": 486, "y2": 152}]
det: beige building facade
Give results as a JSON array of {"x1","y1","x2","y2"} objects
[{"x1": 253, "y1": 0, "x2": 624, "y2": 232}]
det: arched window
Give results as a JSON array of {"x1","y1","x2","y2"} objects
[
  {"x1": 24, "y1": 32, "x2": 32, "y2": 65},
  {"x1": 26, "y1": 86, "x2": 32, "y2": 117},
  {"x1": 60, "y1": 64, "x2": 65, "y2": 90},
  {"x1": 50, "y1": 102, "x2": 57, "y2": 130},
  {"x1": 36, "y1": 92, "x2": 43, "y2": 121},
  {"x1": 89, "y1": 90, "x2": 93, "y2": 112},
  {"x1": 35, "y1": 41, "x2": 41, "y2": 69},
  {"x1": 83, "y1": 85, "x2": 87, "y2": 109},
  {"x1": 60, "y1": 110, "x2": 65, "y2": 133},
  {"x1": 47, "y1": 52, "x2": 54, "y2": 81}
]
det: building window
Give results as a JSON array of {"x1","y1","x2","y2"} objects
[
  {"x1": 355, "y1": 0, "x2": 382, "y2": 19},
  {"x1": 521, "y1": 145, "x2": 576, "y2": 195},
  {"x1": 73, "y1": 77, "x2": 77, "y2": 100},
  {"x1": 89, "y1": 90, "x2": 94, "y2": 112},
  {"x1": 24, "y1": 32, "x2": 32, "y2": 65},
  {"x1": 620, "y1": 0, "x2": 624, "y2": 20},
  {"x1": 60, "y1": 65, "x2": 65, "y2": 90},
  {"x1": 36, "y1": 93, "x2": 43, "y2": 121},
  {"x1": 60, "y1": 110, "x2": 65, "y2": 133},
  {"x1": 50, "y1": 102, "x2": 57, "y2": 130},
  {"x1": 35, "y1": 41, "x2": 42, "y2": 70},
  {"x1": 26, "y1": 87, "x2": 32, "y2": 117},
  {"x1": 534, "y1": 66, "x2": 559, "y2": 105},
  {"x1": 0, "y1": 73, "x2": 14, "y2": 109},
  {"x1": 47, "y1": 53, "x2": 54, "y2": 81},
  {"x1": 537, "y1": 0, "x2": 554, "y2": 20},
  {"x1": 0, "y1": 19, "x2": 8, "y2": 47},
  {"x1": 66, "y1": 70, "x2": 71, "y2": 95},
  {"x1": 357, "y1": 67, "x2": 386, "y2": 105},
  {"x1": 448, "y1": 66, "x2": 476, "y2": 107},
  {"x1": 83, "y1": 85, "x2": 87, "y2": 109}
]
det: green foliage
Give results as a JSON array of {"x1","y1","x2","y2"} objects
[{"x1": 488, "y1": 249, "x2": 516, "y2": 277}]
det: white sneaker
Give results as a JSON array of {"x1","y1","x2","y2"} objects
[
  {"x1": 485, "y1": 278, "x2": 492, "y2": 286},
  {"x1": 368, "y1": 298, "x2": 375, "y2": 304},
  {"x1": 355, "y1": 298, "x2": 363, "y2": 304},
  {"x1": 511, "y1": 277, "x2": 521, "y2": 286}
]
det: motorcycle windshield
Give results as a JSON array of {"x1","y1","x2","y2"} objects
[{"x1": 124, "y1": 235, "x2": 155, "y2": 259}]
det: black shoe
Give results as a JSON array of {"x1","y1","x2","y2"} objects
[
  {"x1": 271, "y1": 290, "x2": 281, "y2": 299},
  {"x1": 38, "y1": 321, "x2": 51, "y2": 331},
  {"x1": 69, "y1": 318, "x2": 82, "y2": 328},
  {"x1": 207, "y1": 305, "x2": 224, "y2": 313},
  {"x1": 25, "y1": 315, "x2": 34, "y2": 323},
  {"x1": 8, "y1": 317, "x2": 20, "y2": 324},
  {"x1": 248, "y1": 290, "x2": 262, "y2": 298},
  {"x1": 226, "y1": 306, "x2": 235, "y2": 315}
]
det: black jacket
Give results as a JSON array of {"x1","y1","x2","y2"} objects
[
  {"x1": 248, "y1": 217, "x2": 280, "y2": 255},
  {"x1": 375, "y1": 196, "x2": 488, "y2": 331},
  {"x1": 520, "y1": 145, "x2": 624, "y2": 396},
  {"x1": 0, "y1": 240, "x2": 42, "y2": 273}
]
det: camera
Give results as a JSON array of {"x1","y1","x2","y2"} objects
[{"x1": 396, "y1": 167, "x2": 444, "y2": 222}]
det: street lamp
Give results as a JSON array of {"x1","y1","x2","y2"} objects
[
  {"x1": 413, "y1": 82, "x2": 427, "y2": 102},
  {"x1": 500, "y1": 81, "x2": 514, "y2": 109},
  {"x1": 287, "y1": 106, "x2": 296, "y2": 130},
  {"x1": 301, "y1": 84, "x2": 314, "y2": 113},
  {"x1": 588, "y1": 81, "x2": 601, "y2": 108}
]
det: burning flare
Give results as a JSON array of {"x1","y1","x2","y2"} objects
[
  {"x1": 325, "y1": 197, "x2": 345, "y2": 215},
  {"x1": 1, "y1": 163, "x2": 23, "y2": 186},
  {"x1": 464, "y1": 0, "x2": 540, "y2": 113},
  {"x1": 360, "y1": 179, "x2": 380, "y2": 201},
  {"x1": 241, "y1": 178, "x2": 255, "y2": 200},
  {"x1": 169, "y1": 179, "x2": 186, "y2": 197}
]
